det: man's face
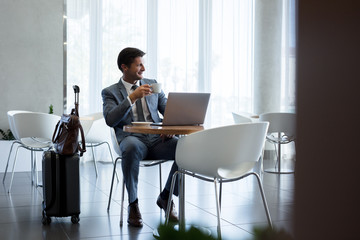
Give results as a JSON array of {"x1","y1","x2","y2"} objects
[{"x1": 123, "y1": 56, "x2": 145, "y2": 82}]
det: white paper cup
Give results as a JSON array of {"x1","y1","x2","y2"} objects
[{"x1": 151, "y1": 83, "x2": 162, "y2": 93}]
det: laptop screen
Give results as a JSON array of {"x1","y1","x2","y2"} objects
[{"x1": 159, "y1": 92, "x2": 210, "y2": 126}]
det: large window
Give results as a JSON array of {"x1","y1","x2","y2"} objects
[
  {"x1": 281, "y1": 0, "x2": 297, "y2": 113},
  {"x1": 66, "y1": 0, "x2": 296, "y2": 127}
]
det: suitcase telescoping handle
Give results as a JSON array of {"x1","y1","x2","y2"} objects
[
  {"x1": 73, "y1": 85, "x2": 80, "y2": 115},
  {"x1": 73, "y1": 85, "x2": 80, "y2": 94}
]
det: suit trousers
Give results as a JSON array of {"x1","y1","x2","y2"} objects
[{"x1": 119, "y1": 133, "x2": 179, "y2": 204}]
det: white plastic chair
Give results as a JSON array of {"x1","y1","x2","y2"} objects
[
  {"x1": 80, "y1": 112, "x2": 115, "y2": 177},
  {"x1": 232, "y1": 112, "x2": 265, "y2": 173},
  {"x1": 232, "y1": 112, "x2": 260, "y2": 124},
  {"x1": 5, "y1": 111, "x2": 60, "y2": 192},
  {"x1": 259, "y1": 112, "x2": 296, "y2": 174},
  {"x1": 79, "y1": 116, "x2": 94, "y2": 138},
  {"x1": 165, "y1": 123, "x2": 272, "y2": 238},
  {"x1": 232, "y1": 112, "x2": 253, "y2": 123},
  {"x1": 2, "y1": 110, "x2": 29, "y2": 184},
  {"x1": 106, "y1": 127, "x2": 170, "y2": 226}
]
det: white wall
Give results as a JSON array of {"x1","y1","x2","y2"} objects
[{"x1": 0, "y1": 0, "x2": 64, "y2": 131}]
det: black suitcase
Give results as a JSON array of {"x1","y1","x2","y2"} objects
[{"x1": 41, "y1": 150, "x2": 81, "y2": 224}]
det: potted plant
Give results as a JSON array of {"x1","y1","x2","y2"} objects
[
  {"x1": 0, "y1": 129, "x2": 15, "y2": 140},
  {"x1": 155, "y1": 224, "x2": 294, "y2": 240}
]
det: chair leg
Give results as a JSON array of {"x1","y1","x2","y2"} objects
[
  {"x1": 260, "y1": 143, "x2": 266, "y2": 175},
  {"x1": 34, "y1": 150, "x2": 39, "y2": 187},
  {"x1": 214, "y1": 179, "x2": 222, "y2": 239},
  {"x1": 158, "y1": 164, "x2": 162, "y2": 193},
  {"x1": 259, "y1": 155, "x2": 264, "y2": 177},
  {"x1": 31, "y1": 150, "x2": 34, "y2": 185},
  {"x1": 252, "y1": 172, "x2": 273, "y2": 228},
  {"x1": 120, "y1": 179, "x2": 125, "y2": 226},
  {"x1": 165, "y1": 171, "x2": 179, "y2": 225},
  {"x1": 105, "y1": 142, "x2": 119, "y2": 182},
  {"x1": 265, "y1": 140, "x2": 294, "y2": 174},
  {"x1": 219, "y1": 180, "x2": 223, "y2": 211},
  {"x1": 90, "y1": 144, "x2": 99, "y2": 177},
  {"x1": 107, "y1": 157, "x2": 120, "y2": 211},
  {"x1": 276, "y1": 140, "x2": 281, "y2": 172},
  {"x1": 2, "y1": 141, "x2": 19, "y2": 183},
  {"x1": 8, "y1": 146, "x2": 23, "y2": 193}
]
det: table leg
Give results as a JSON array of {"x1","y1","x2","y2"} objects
[{"x1": 264, "y1": 142, "x2": 294, "y2": 174}]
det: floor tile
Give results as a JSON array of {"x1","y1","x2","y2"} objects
[
  {"x1": 0, "y1": 220, "x2": 68, "y2": 240},
  {"x1": 0, "y1": 158, "x2": 294, "y2": 239}
]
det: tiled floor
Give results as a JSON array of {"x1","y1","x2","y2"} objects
[{"x1": 0, "y1": 155, "x2": 294, "y2": 240}]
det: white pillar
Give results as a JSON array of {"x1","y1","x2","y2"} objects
[
  {"x1": 254, "y1": 0, "x2": 283, "y2": 115},
  {"x1": 89, "y1": 0, "x2": 103, "y2": 113}
]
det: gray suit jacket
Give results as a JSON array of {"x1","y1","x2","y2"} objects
[{"x1": 102, "y1": 78, "x2": 167, "y2": 143}]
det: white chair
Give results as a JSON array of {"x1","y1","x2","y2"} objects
[
  {"x1": 232, "y1": 111, "x2": 260, "y2": 124},
  {"x1": 5, "y1": 111, "x2": 60, "y2": 192},
  {"x1": 81, "y1": 112, "x2": 115, "y2": 177},
  {"x1": 232, "y1": 112, "x2": 253, "y2": 123},
  {"x1": 79, "y1": 116, "x2": 94, "y2": 138},
  {"x1": 3, "y1": 110, "x2": 28, "y2": 184},
  {"x1": 165, "y1": 123, "x2": 272, "y2": 238},
  {"x1": 259, "y1": 112, "x2": 296, "y2": 174},
  {"x1": 106, "y1": 127, "x2": 170, "y2": 226},
  {"x1": 232, "y1": 112, "x2": 265, "y2": 174}
]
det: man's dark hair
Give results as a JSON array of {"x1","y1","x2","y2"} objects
[{"x1": 117, "y1": 47, "x2": 146, "y2": 72}]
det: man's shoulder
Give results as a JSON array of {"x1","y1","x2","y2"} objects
[
  {"x1": 102, "y1": 81, "x2": 122, "y2": 93},
  {"x1": 141, "y1": 78, "x2": 156, "y2": 84}
]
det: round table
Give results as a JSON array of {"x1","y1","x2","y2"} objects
[{"x1": 123, "y1": 124, "x2": 204, "y2": 135}]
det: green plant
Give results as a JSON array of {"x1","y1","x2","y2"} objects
[
  {"x1": 253, "y1": 226, "x2": 294, "y2": 240},
  {"x1": 0, "y1": 129, "x2": 15, "y2": 140},
  {"x1": 155, "y1": 224, "x2": 294, "y2": 240},
  {"x1": 156, "y1": 224, "x2": 217, "y2": 240},
  {"x1": 49, "y1": 104, "x2": 54, "y2": 114}
]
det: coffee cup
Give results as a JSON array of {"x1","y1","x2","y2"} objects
[{"x1": 151, "y1": 83, "x2": 162, "y2": 93}]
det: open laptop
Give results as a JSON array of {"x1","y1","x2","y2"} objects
[{"x1": 152, "y1": 92, "x2": 210, "y2": 126}]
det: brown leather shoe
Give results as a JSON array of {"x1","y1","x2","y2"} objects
[
  {"x1": 156, "y1": 195, "x2": 179, "y2": 222},
  {"x1": 127, "y1": 202, "x2": 143, "y2": 227}
]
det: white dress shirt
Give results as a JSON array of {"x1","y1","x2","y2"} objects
[{"x1": 121, "y1": 78, "x2": 152, "y2": 122}]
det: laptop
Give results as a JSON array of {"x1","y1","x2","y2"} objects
[{"x1": 152, "y1": 92, "x2": 210, "y2": 126}]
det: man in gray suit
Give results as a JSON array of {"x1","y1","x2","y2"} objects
[{"x1": 102, "y1": 47, "x2": 179, "y2": 227}]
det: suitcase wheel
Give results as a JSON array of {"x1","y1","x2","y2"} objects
[
  {"x1": 71, "y1": 215, "x2": 80, "y2": 224},
  {"x1": 42, "y1": 211, "x2": 52, "y2": 225},
  {"x1": 41, "y1": 202, "x2": 52, "y2": 225}
]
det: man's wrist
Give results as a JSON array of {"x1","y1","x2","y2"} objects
[
  {"x1": 129, "y1": 93, "x2": 137, "y2": 104},
  {"x1": 127, "y1": 96, "x2": 135, "y2": 105}
]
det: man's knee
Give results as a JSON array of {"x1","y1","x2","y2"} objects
[{"x1": 120, "y1": 137, "x2": 147, "y2": 162}]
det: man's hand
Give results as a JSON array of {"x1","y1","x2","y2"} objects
[
  {"x1": 129, "y1": 84, "x2": 152, "y2": 103},
  {"x1": 160, "y1": 134, "x2": 174, "y2": 142}
]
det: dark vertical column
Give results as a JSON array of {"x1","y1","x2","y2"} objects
[{"x1": 295, "y1": 0, "x2": 360, "y2": 239}]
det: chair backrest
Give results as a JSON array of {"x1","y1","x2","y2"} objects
[
  {"x1": 7, "y1": 110, "x2": 33, "y2": 140},
  {"x1": 259, "y1": 112, "x2": 296, "y2": 137},
  {"x1": 110, "y1": 127, "x2": 122, "y2": 157},
  {"x1": 83, "y1": 112, "x2": 110, "y2": 143},
  {"x1": 85, "y1": 112, "x2": 104, "y2": 121},
  {"x1": 232, "y1": 112, "x2": 253, "y2": 124},
  {"x1": 80, "y1": 116, "x2": 94, "y2": 137},
  {"x1": 11, "y1": 111, "x2": 60, "y2": 141},
  {"x1": 175, "y1": 122, "x2": 269, "y2": 179}
]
